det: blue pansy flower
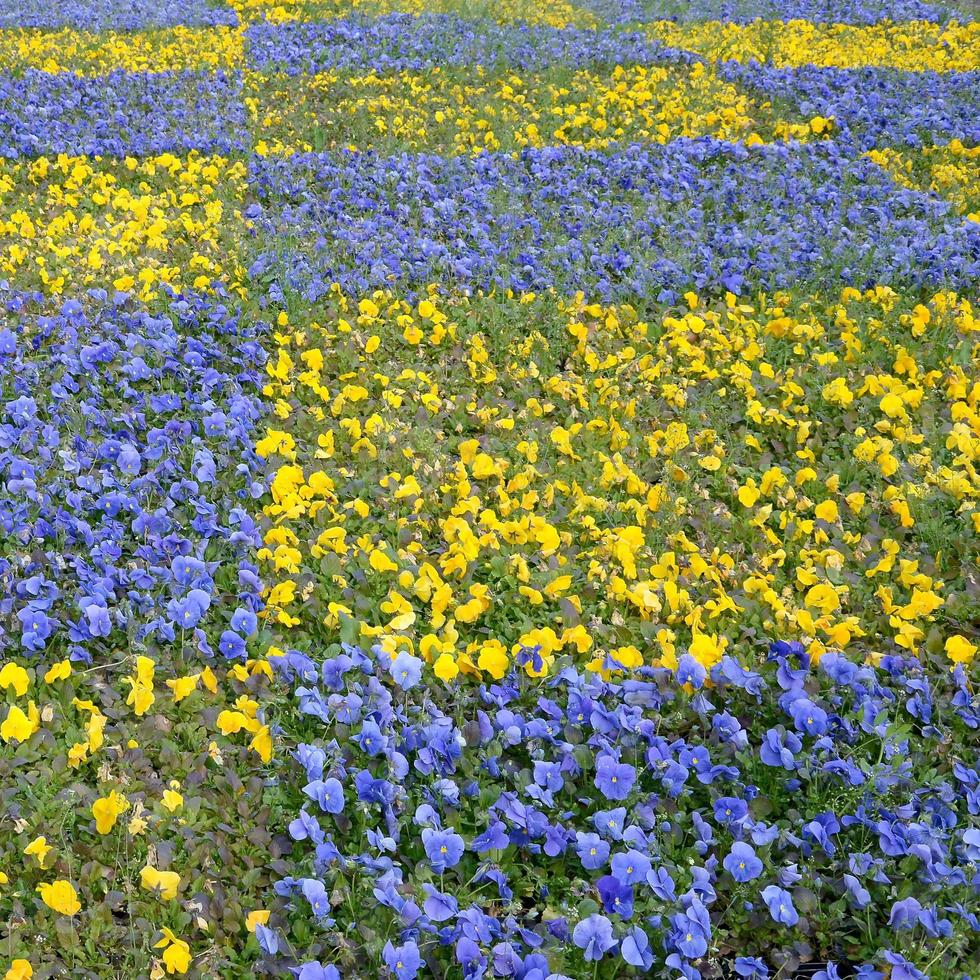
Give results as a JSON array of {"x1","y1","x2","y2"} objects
[
  {"x1": 422, "y1": 884, "x2": 459, "y2": 922},
  {"x1": 669, "y1": 897, "x2": 711, "y2": 958},
  {"x1": 17, "y1": 607, "x2": 52, "y2": 651},
  {"x1": 724, "y1": 842, "x2": 763, "y2": 882},
  {"x1": 714, "y1": 796, "x2": 749, "y2": 825},
  {"x1": 172, "y1": 588, "x2": 210, "y2": 629},
  {"x1": 255, "y1": 923, "x2": 279, "y2": 955},
  {"x1": 734, "y1": 957, "x2": 770, "y2": 978},
  {"x1": 594, "y1": 755, "x2": 636, "y2": 801},
  {"x1": 843, "y1": 874, "x2": 871, "y2": 909},
  {"x1": 304, "y1": 778, "x2": 345, "y2": 815},
  {"x1": 455, "y1": 937, "x2": 486, "y2": 978},
  {"x1": 218, "y1": 629, "x2": 246, "y2": 659},
  {"x1": 596, "y1": 875, "x2": 634, "y2": 918},
  {"x1": 882, "y1": 952, "x2": 927, "y2": 980},
  {"x1": 610, "y1": 848, "x2": 651, "y2": 885},
  {"x1": 575, "y1": 832, "x2": 610, "y2": 871},
  {"x1": 677, "y1": 653, "x2": 707, "y2": 689},
  {"x1": 887, "y1": 897, "x2": 921, "y2": 932},
  {"x1": 472, "y1": 820, "x2": 509, "y2": 852},
  {"x1": 171, "y1": 555, "x2": 206, "y2": 586},
  {"x1": 813, "y1": 965, "x2": 840, "y2": 980},
  {"x1": 356, "y1": 719, "x2": 387, "y2": 756},
  {"x1": 294, "y1": 963, "x2": 341, "y2": 980},
  {"x1": 648, "y1": 866, "x2": 676, "y2": 901},
  {"x1": 301, "y1": 878, "x2": 331, "y2": 918},
  {"x1": 83, "y1": 602, "x2": 112, "y2": 637},
  {"x1": 422, "y1": 827, "x2": 464, "y2": 872},
  {"x1": 760, "y1": 728, "x2": 802, "y2": 769},
  {"x1": 621, "y1": 925, "x2": 653, "y2": 969},
  {"x1": 383, "y1": 940, "x2": 422, "y2": 980},
  {"x1": 572, "y1": 914, "x2": 616, "y2": 961},
  {"x1": 789, "y1": 697, "x2": 829, "y2": 736},
  {"x1": 231, "y1": 606, "x2": 258, "y2": 635},
  {"x1": 761, "y1": 885, "x2": 799, "y2": 926},
  {"x1": 117, "y1": 443, "x2": 141, "y2": 476},
  {"x1": 389, "y1": 652, "x2": 423, "y2": 690},
  {"x1": 593, "y1": 807, "x2": 627, "y2": 840}
]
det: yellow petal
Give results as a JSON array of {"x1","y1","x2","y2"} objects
[
  {"x1": 92, "y1": 791, "x2": 129, "y2": 835},
  {"x1": 245, "y1": 910, "x2": 271, "y2": 933},
  {"x1": 162, "y1": 939, "x2": 191, "y2": 975},
  {"x1": 37, "y1": 880, "x2": 80, "y2": 916},
  {"x1": 0, "y1": 663, "x2": 30, "y2": 697},
  {"x1": 4, "y1": 959, "x2": 32, "y2": 980},
  {"x1": 433, "y1": 654, "x2": 459, "y2": 683},
  {"x1": 249, "y1": 725, "x2": 273, "y2": 763},
  {"x1": 161, "y1": 790, "x2": 184, "y2": 813},
  {"x1": 43, "y1": 660, "x2": 72, "y2": 683},
  {"x1": 140, "y1": 865, "x2": 180, "y2": 901},
  {"x1": 945, "y1": 635, "x2": 977, "y2": 665},
  {"x1": 0, "y1": 705, "x2": 38, "y2": 744},
  {"x1": 166, "y1": 674, "x2": 199, "y2": 703},
  {"x1": 24, "y1": 836, "x2": 52, "y2": 868},
  {"x1": 216, "y1": 710, "x2": 249, "y2": 736}
]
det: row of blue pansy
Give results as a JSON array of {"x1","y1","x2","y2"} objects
[
  {"x1": 0, "y1": 28, "x2": 975, "y2": 156},
  {"x1": 0, "y1": 287, "x2": 266, "y2": 665},
  {"x1": 0, "y1": 0, "x2": 969, "y2": 30},
  {"x1": 259, "y1": 639, "x2": 980, "y2": 979},
  {"x1": 247, "y1": 139, "x2": 980, "y2": 302}
]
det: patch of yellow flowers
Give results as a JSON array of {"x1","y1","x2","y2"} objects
[
  {"x1": 648, "y1": 19, "x2": 980, "y2": 71},
  {"x1": 228, "y1": 0, "x2": 597, "y2": 29},
  {"x1": 0, "y1": 153, "x2": 247, "y2": 299},
  {"x1": 0, "y1": 26, "x2": 242, "y2": 74},
  {"x1": 255, "y1": 286, "x2": 979, "y2": 682},
  {"x1": 247, "y1": 63, "x2": 800, "y2": 156},
  {"x1": 866, "y1": 141, "x2": 980, "y2": 222},
  {"x1": 0, "y1": 653, "x2": 276, "y2": 976}
]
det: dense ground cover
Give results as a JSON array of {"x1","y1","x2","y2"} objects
[{"x1": 0, "y1": 0, "x2": 977, "y2": 978}]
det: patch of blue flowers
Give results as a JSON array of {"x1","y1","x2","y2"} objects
[
  {"x1": 262, "y1": 641, "x2": 980, "y2": 979},
  {"x1": 577, "y1": 0, "x2": 961, "y2": 25},
  {"x1": 244, "y1": 16, "x2": 695, "y2": 74},
  {"x1": 246, "y1": 139, "x2": 980, "y2": 304},
  {"x1": 0, "y1": 70, "x2": 247, "y2": 158},
  {"x1": 0, "y1": 288, "x2": 266, "y2": 664},
  {"x1": 0, "y1": 0, "x2": 237, "y2": 29},
  {"x1": 718, "y1": 63, "x2": 980, "y2": 150}
]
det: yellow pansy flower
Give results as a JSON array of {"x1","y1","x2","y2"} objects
[
  {"x1": 140, "y1": 865, "x2": 181, "y2": 901},
  {"x1": 945, "y1": 635, "x2": 977, "y2": 665},
  {"x1": 43, "y1": 660, "x2": 72, "y2": 683},
  {"x1": 245, "y1": 910, "x2": 271, "y2": 932},
  {"x1": 250, "y1": 725, "x2": 273, "y2": 763},
  {"x1": 433, "y1": 654, "x2": 459, "y2": 682},
  {"x1": 24, "y1": 836, "x2": 52, "y2": 868},
  {"x1": 1, "y1": 703, "x2": 39, "y2": 743},
  {"x1": 167, "y1": 674, "x2": 200, "y2": 702},
  {"x1": 37, "y1": 880, "x2": 80, "y2": 916},
  {"x1": 161, "y1": 787, "x2": 184, "y2": 813},
  {"x1": 154, "y1": 928, "x2": 191, "y2": 975},
  {"x1": 92, "y1": 791, "x2": 129, "y2": 835},
  {"x1": 0, "y1": 663, "x2": 30, "y2": 696},
  {"x1": 124, "y1": 656, "x2": 155, "y2": 716}
]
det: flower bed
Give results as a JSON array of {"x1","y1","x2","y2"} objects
[{"x1": 261, "y1": 639, "x2": 980, "y2": 978}]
